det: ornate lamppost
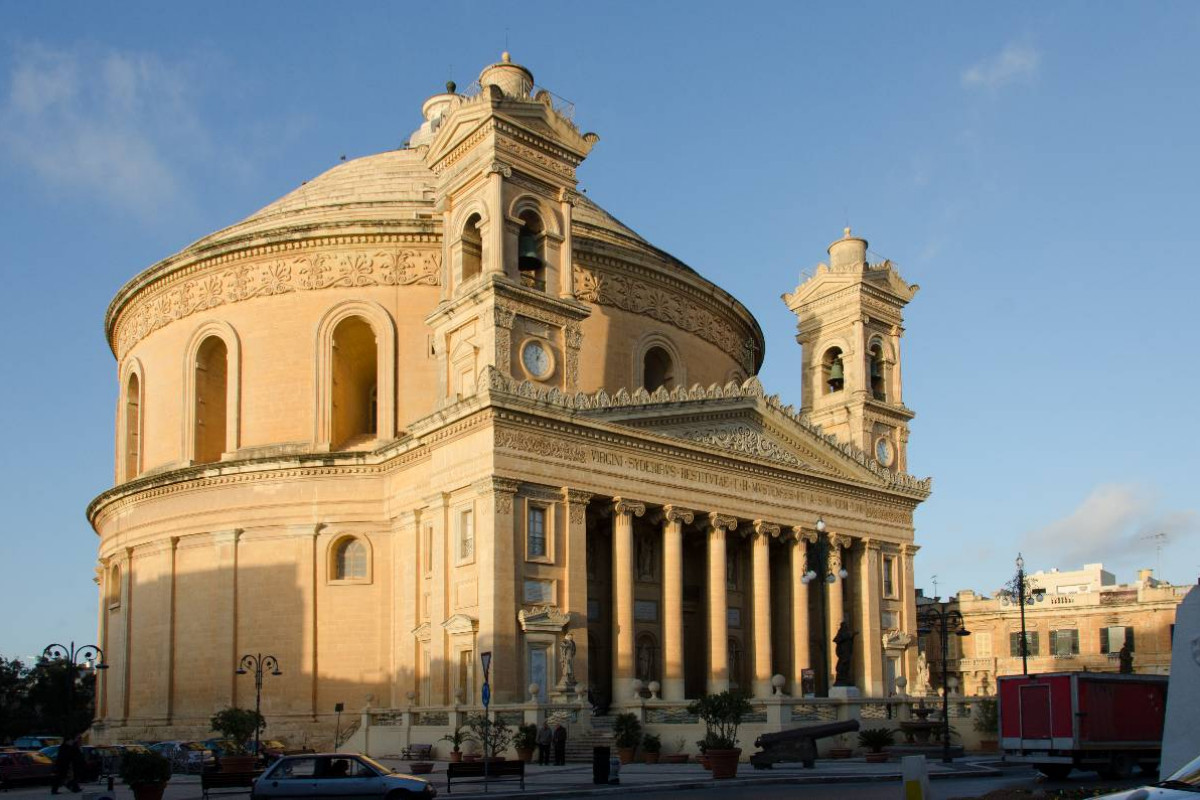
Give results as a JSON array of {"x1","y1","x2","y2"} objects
[
  {"x1": 236, "y1": 654, "x2": 281, "y2": 759},
  {"x1": 40, "y1": 642, "x2": 108, "y2": 737},
  {"x1": 800, "y1": 518, "x2": 849, "y2": 695},
  {"x1": 917, "y1": 604, "x2": 969, "y2": 764},
  {"x1": 1003, "y1": 553, "x2": 1043, "y2": 675}
]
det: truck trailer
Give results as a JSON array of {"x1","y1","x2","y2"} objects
[{"x1": 998, "y1": 672, "x2": 1168, "y2": 780}]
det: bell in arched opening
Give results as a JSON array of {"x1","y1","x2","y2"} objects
[
  {"x1": 826, "y1": 356, "x2": 845, "y2": 393},
  {"x1": 518, "y1": 227, "x2": 541, "y2": 271}
]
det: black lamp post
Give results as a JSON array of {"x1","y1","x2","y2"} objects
[
  {"x1": 41, "y1": 642, "x2": 108, "y2": 737},
  {"x1": 917, "y1": 604, "x2": 969, "y2": 764},
  {"x1": 799, "y1": 518, "x2": 848, "y2": 695},
  {"x1": 236, "y1": 653, "x2": 281, "y2": 759}
]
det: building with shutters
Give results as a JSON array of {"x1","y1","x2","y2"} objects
[
  {"x1": 87, "y1": 54, "x2": 933, "y2": 744},
  {"x1": 921, "y1": 565, "x2": 1191, "y2": 698}
]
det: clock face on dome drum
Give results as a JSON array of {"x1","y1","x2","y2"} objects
[
  {"x1": 521, "y1": 339, "x2": 554, "y2": 380},
  {"x1": 875, "y1": 436, "x2": 894, "y2": 467}
]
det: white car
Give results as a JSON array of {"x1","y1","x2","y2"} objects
[
  {"x1": 251, "y1": 753, "x2": 435, "y2": 799},
  {"x1": 1093, "y1": 754, "x2": 1200, "y2": 799}
]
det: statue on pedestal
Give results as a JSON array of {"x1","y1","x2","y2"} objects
[
  {"x1": 833, "y1": 622, "x2": 857, "y2": 686},
  {"x1": 558, "y1": 632, "x2": 577, "y2": 691}
]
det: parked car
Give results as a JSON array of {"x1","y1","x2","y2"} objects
[
  {"x1": 202, "y1": 738, "x2": 244, "y2": 758},
  {"x1": 250, "y1": 739, "x2": 313, "y2": 765},
  {"x1": 148, "y1": 741, "x2": 215, "y2": 774},
  {"x1": 38, "y1": 745, "x2": 103, "y2": 782},
  {"x1": 1092, "y1": 752, "x2": 1200, "y2": 798},
  {"x1": 250, "y1": 753, "x2": 435, "y2": 799},
  {"x1": 0, "y1": 749, "x2": 56, "y2": 788},
  {"x1": 12, "y1": 736, "x2": 63, "y2": 751}
]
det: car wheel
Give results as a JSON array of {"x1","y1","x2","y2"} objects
[
  {"x1": 386, "y1": 790, "x2": 413, "y2": 800},
  {"x1": 1037, "y1": 764, "x2": 1072, "y2": 781}
]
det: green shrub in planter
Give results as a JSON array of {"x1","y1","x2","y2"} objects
[
  {"x1": 642, "y1": 733, "x2": 661, "y2": 753},
  {"x1": 119, "y1": 750, "x2": 172, "y2": 786},
  {"x1": 973, "y1": 698, "x2": 999, "y2": 735},
  {"x1": 514, "y1": 723, "x2": 538, "y2": 751},
  {"x1": 857, "y1": 727, "x2": 896, "y2": 753},
  {"x1": 687, "y1": 689, "x2": 753, "y2": 750},
  {"x1": 613, "y1": 713, "x2": 642, "y2": 748}
]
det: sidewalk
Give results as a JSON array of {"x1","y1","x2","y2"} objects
[{"x1": 2, "y1": 758, "x2": 1002, "y2": 800}]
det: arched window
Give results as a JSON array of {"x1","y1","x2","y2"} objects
[
  {"x1": 461, "y1": 213, "x2": 483, "y2": 283},
  {"x1": 868, "y1": 340, "x2": 887, "y2": 401},
  {"x1": 643, "y1": 346, "x2": 675, "y2": 392},
  {"x1": 124, "y1": 372, "x2": 141, "y2": 481},
  {"x1": 193, "y1": 335, "x2": 228, "y2": 464},
  {"x1": 108, "y1": 564, "x2": 122, "y2": 609},
  {"x1": 332, "y1": 537, "x2": 368, "y2": 581},
  {"x1": 331, "y1": 316, "x2": 378, "y2": 450},
  {"x1": 822, "y1": 347, "x2": 844, "y2": 394},
  {"x1": 517, "y1": 211, "x2": 546, "y2": 292}
]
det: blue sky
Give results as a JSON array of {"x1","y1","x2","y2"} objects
[{"x1": 1, "y1": 2, "x2": 1197, "y2": 659}]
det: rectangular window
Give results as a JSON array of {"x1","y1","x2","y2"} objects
[
  {"x1": 458, "y1": 508, "x2": 474, "y2": 562},
  {"x1": 1009, "y1": 631, "x2": 1039, "y2": 657},
  {"x1": 524, "y1": 579, "x2": 554, "y2": 604},
  {"x1": 882, "y1": 555, "x2": 897, "y2": 598},
  {"x1": 528, "y1": 646, "x2": 549, "y2": 704},
  {"x1": 974, "y1": 631, "x2": 992, "y2": 657},
  {"x1": 527, "y1": 505, "x2": 547, "y2": 559},
  {"x1": 1050, "y1": 629, "x2": 1080, "y2": 656},
  {"x1": 1100, "y1": 625, "x2": 1135, "y2": 653},
  {"x1": 458, "y1": 649, "x2": 473, "y2": 702}
]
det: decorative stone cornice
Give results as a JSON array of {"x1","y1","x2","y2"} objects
[
  {"x1": 612, "y1": 497, "x2": 646, "y2": 517},
  {"x1": 442, "y1": 614, "x2": 479, "y2": 636},
  {"x1": 517, "y1": 605, "x2": 571, "y2": 633}
]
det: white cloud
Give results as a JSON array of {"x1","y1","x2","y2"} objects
[
  {"x1": 0, "y1": 43, "x2": 208, "y2": 217},
  {"x1": 962, "y1": 41, "x2": 1040, "y2": 90},
  {"x1": 1020, "y1": 483, "x2": 1198, "y2": 578}
]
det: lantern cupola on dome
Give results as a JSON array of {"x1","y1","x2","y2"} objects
[{"x1": 479, "y1": 52, "x2": 534, "y2": 98}]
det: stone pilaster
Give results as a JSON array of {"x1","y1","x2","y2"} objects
[
  {"x1": 751, "y1": 521, "x2": 780, "y2": 698},
  {"x1": 563, "y1": 488, "x2": 593, "y2": 692},
  {"x1": 858, "y1": 539, "x2": 884, "y2": 696},
  {"x1": 791, "y1": 527, "x2": 818, "y2": 695},
  {"x1": 612, "y1": 497, "x2": 645, "y2": 703},
  {"x1": 660, "y1": 505, "x2": 693, "y2": 702},
  {"x1": 826, "y1": 532, "x2": 851, "y2": 689},
  {"x1": 900, "y1": 543, "x2": 920, "y2": 688},
  {"x1": 476, "y1": 477, "x2": 520, "y2": 702},
  {"x1": 707, "y1": 512, "x2": 738, "y2": 694}
]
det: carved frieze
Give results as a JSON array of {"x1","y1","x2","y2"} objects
[
  {"x1": 115, "y1": 247, "x2": 441, "y2": 357},
  {"x1": 673, "y1": 423, "x2": 804, "y2": 468},
  {"x1": 495, "y1": 429, "x2": 588, "y2": 462}
]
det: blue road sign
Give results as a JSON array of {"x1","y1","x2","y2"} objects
[{"x1": 481, "y1": 681, "x2": 491, "y2": 707}]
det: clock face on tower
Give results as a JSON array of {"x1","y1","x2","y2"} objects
[
  {"x1": 520, "y1": 339, "x2": 554, "y2": 380},
  {"x1": 875, "y1": 436, "x2": 894, "y2": 467}
]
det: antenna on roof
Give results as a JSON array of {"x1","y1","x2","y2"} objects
[{"x1": 1142, "y1": 532, "x2": 1167, "y2": 578}]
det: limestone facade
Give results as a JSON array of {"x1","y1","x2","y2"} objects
[{"x1": 88, "y1": 55, "x2": 930, "y2": 742}]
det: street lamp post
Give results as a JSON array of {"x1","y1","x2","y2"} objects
[
  {"x1": 41, "y1": 642, "x2": 108, "y2": 737},
  {"x1": 800, "y1": 518, "x2": 848, "y2": 695},
  {"x1": 1015, "y1": 554, "x2": 1029, "y2": 675},
  {"x1": 917, "y1": 604, "x2": 969, "y2": 764},
  {"x1": 236, "y1": 654, "x2": 281, "y2": 759}
]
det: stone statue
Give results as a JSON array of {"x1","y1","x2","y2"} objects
[
  {"x1": 833, "y1": 621, "x2": 857, "y2": 686},
  {"x1": 637, "y1": 639, "x2": 654, "y2": 681},
  {"x1": 916, "y1": 652, "x2": 931, "y2": 696},
  {"x1": 1119, "y1": 642, "x2": 1134, "y2": 674},
  {"x1": 636, "y1": 534, "x2": 654, "y2": 580},
  {"x1": 559, "y1": 632, "x2": 577, "y2": 686}
]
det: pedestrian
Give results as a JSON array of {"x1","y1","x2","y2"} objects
[
  {"x1": 552, "y1": 723, "x2": 567, "y2": 766},
  {"x1": 536, "y1": 722, "x2": 552, "y2": 765},
  {"x1": 51, "y1": 736, "x2": 82, "y2": 794}
]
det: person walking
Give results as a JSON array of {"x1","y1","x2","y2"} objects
[
  {"x1": 552, "y1": 723, "x2": 567, "y2": 766},
  {"x1": 536, "y1": 722, "x2": 552, "y2": 766},
  {"x1": 50, "y1": 736, "x2": 82, "y2": 794}
]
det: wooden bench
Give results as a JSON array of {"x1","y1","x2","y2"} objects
[
  {"x1": 400, "y1": 743, "x2": 433, "y2": 761},
  {"x1": 200, "y1": 770, "x2": 261, "y2": 800},
  {"x1": 445, "y1": 760, "x2": 524, "y2": 793}
]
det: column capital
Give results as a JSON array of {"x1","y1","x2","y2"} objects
[
  {"x1": 752, "y1": 520, "x2": 781, "y2": 540},
  {"x1": 790, "y1": 526, "x2": 819, "y2": 545},
  {"x1": 707, "y1": 512, "x2": 738, "y2": 533},
  {"x1": 475, "y1": 476, "x2": 522, "y2": 496},
  {"x1": 901, "y1": 543, "x2": 920, "y2": 557},
  {"x1": 613, "y1": 497, "x2": 646, "y2": 517},
  {"x1": 827, "y1": 532, "x2": 853, "y2": 551},
  {"x1": 662, "y1": 505, "x2": 694, "y2": 525},
  {"x1": 860, "y1": 537, "x2": 882, "y2": 552}
]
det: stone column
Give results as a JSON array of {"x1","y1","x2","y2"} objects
[
  {"x1": 661, "y1": 505, "x2": 693, "y2": 702},
  {"x1": 791, "y1": 527, "x2": 817, "y2": 695},
  {"x1": 858, "y1": 539, "x2": 884, "y2": 696},
  {"x1": 751, "y1": 521, "x2": 780, "y2": 698},
  {"x1": 826, "y1": 533, "x2": 851, "y2": 689},
  {"x1": 612, "y1": 498, "x2": 645, "y2": 704},
  {"x1": 900, "y1": 544, "x2": 920, "y2": 686},
  {"x1": 563, "y1": 488, "x2": 593, "y2": 694},
  {"x1": 485, "y1": 162, "x2": 511, "y2": 275},
  {"x1": 558, "y1": 189, "x2": 576, "y2": 298},
  {"x1": 707, "y1": 513, "x2": 738, "y2": 694}
]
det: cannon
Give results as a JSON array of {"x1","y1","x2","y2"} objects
[{"x1": 749, "y1": 719, "x2": 860, "y2": 769}]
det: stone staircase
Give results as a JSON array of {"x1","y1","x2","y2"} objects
[{"x1": 565, "y1": 715, "x2": 614, "y2": 763}]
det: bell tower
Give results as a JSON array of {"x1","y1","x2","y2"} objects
[
  {"x1": 419, "y1": 54, "x2": 599, "y2": 406},
  {"x1": 782, "y1": 229, "x2": 919, "y2": 473}
]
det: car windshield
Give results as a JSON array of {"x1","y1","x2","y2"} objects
[
  {"x1": 347, "y1": 755, "x2": 390, "y2": 775},
  {"x1": 1163, "y1": 754, "x2": 1200, "y2": 788},
  {"x1": 182, "y1": 742, "x2": 207, "y2": 751}
]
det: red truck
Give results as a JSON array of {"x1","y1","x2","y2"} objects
[{"x1": 998, "y1": 672, "x2": 1168, "y2": 780}]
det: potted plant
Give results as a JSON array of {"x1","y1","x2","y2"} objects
[
  {"x1": 973, "y1": 698, "x2": 999, "y2": 752},
  {"x1": 858, "y1": 728, "x2": 896, "y2": 763},
  {"x1": 642, "y1": 733, "x2": 662, "y2": 764},
  {"x1": 613, "y1": 713, "x2": 641, "y2": 764},
  {"x1": 440, "y1": 725, "x2": 470, "y2": 762},
  {"x1": 663, "y1": 737, "x2": 688, "y2": 764},
  {"x1": 696, "y1": 736, "x2": 711, "y2": 770},
  {"x1": 687, "y1": 689, "x2": 753, "y2": 779},
  {"x1": 464, "y1": 713, "x2": 513, "y2": 762},
  {"x1": 119, "y1": 750, "x2": 172, "y2": 800},
  {"x1": 828, "y1": 733, "x2": 853, "y2": 759},
  {"x1": 514, "y1": 723, "x2": 538, "y2": 763},
  {"x1": 209, "y1": 707, "x2": 264, "y2": 772}
]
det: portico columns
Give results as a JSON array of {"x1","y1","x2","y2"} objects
[
  {"x1": 826, "y1": 533, "x2": 852, "y2": 688},
  {"x1": 791, "y1": 527, "x2": 818, "y2": 694},
  {"x1": 751, "y1": 521, "x2": 780, "y2": 698},
  {"x1": 660, "y1": 505, "x2": 693, "y2": 702},
  {"x1": 612, "y1": 498, "x2": 645, "y2": 703},
  {"x1": 707, "y1": 512, "x2": 738, "y2": 694}
]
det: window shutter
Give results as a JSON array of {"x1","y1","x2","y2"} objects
[
  {"x1": 1071, "y1": 629, "x2": 1080, "y2": 654},
  {"x1": 1010, "y1": 632, "x2": 1021, "y2": 657},
  {"x1": 1126, "y1": 627, "x2": 1135, "y2": 653},
  {"x1": 1049, "y1": 630, "x2": 1058, "y2": 655},
  {"x1": 1030, "y1": 632, "x2": 1040, "y2": 656},
  {"x1": 1099, "y1": 627, "x2": 1109, "y2": 653}
]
